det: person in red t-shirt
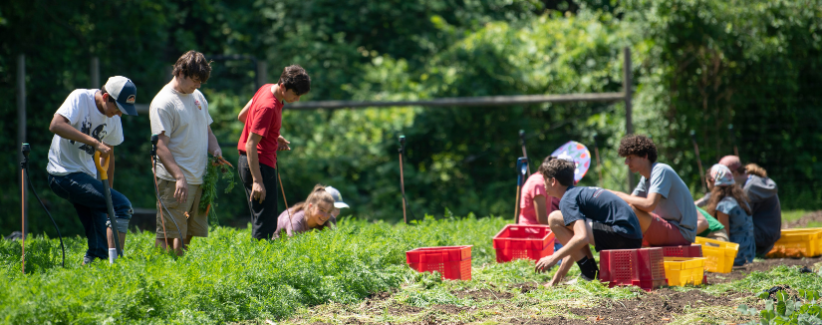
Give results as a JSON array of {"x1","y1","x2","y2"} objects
[{"x1": 237, "y1": 65, "x2": 311, "y2": 240}]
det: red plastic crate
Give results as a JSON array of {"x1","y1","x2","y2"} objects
[
  {"x1": 493, "y1": 224, "x2": 555, "y2": 263},
  {"x1": 406, "y1": 246, "x2": 472, "y2": 280},
  {"x1": 661, "y1": 244, "x2": 703, "y2": 257},
  {"x1": 599, "y1": 247, "x2": 666, "y2": 291}
]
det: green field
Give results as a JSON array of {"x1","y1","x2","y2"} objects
[{"x1": 2, "y1": 213, "x2": 822, "y2": 324}]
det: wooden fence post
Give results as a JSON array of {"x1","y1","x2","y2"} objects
[{"x1": 623, "y1": 47, "x2": 634, "y2": 191}]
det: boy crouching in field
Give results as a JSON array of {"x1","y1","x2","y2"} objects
[{"x1": 535, "y1": 157, "x2": 643, "y2": 286}]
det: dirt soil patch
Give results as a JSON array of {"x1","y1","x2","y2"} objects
[
  {"x1": 508, "y1": 282, "x2": 541, "y2": 294},
  {"x1": 367, "y1": 291, "x2": 392, "y2": 300},
  {"x1": 784, "y1": 210, "x2": 822, "y2": 228},
  {"x1": 431, "y1": 304, "x2": 472, "y2": 314},
  {"x1": 568, "y1": 288, "x2": 753, "y2": 324},
  {"x1": 706, "y1": 256, "x2": 822, "y2": 284},
  {"x1": 506, "y1": 316, "x2": 588, "y2": 324},
  {"x1": 452, "y1": 288, "x2": 513, "y2": 300},
  {"x1": 387, "y1": 303, "x2": 423, "y2": 315}
]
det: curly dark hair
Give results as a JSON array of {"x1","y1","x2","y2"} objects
[
  {"x1": 538, "y1": 156, "x2": 575, "y2": 187},
  {"x1": 618, "y1": 134, "x2": 658, "y2": 163},
  {"x1": 172, "y1": 50, "x2": 212, "y2": 83},
  {"x1": 278, "y1": 65, "x2": 311, "y2": 96}
]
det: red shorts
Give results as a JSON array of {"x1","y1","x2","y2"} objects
[{"x1": 642, "y1": 212, "x2": 691, "y2": 247}]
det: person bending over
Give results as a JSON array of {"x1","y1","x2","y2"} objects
[
  {"x1": 535, "y1": 157, "x2": 643, "y2": 286},
  {"x1": 609, "y1": 135, "x2": 698, "y2": 246},
  {"x1": 273, "y1": 185, "x2": 342, "y2": 239},
  {"x1": 47, "y1": 76, "x2": 138, "y2": 264},
  {"x1": 705, "y1": 164, "x2": 755, "y2": 265}
]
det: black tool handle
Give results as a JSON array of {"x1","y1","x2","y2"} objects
[
  {"x1": 150, "y1": 135, "x2": 159, "y2": 157},
  {"x1": 21, "y1": 143, "x2": 30, "y2": 167}
]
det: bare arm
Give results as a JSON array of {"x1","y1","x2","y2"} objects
[
  {"x1": 237, "y1": 99, "x2": 253, "y2": 122},
  {"x1": 535, "y1": 220, "x2": 590, "y2": 285},
  {"x1": 156, "y1": 133, "x2": 188, "y2": 204},
  {"x1": 534, "y1": 195, "x2": 549, "y2": 225},
  {"x1": 716, "y1": 211, "x2": 730, "y2": 231},
  {"x1": 246, "y1": 132, "x2": 266, "y2": 203},
  {"x1": 696, "y1": 212, "x2": 709, "y2": 234},
  {"x1": 610, "y1": 190, "x2": 662, "y2": 213},
  {"x1": 207, "y1": 126, "x2": 221, "y2": 158},
  {"x1": 49, "y1": 114, "x2": 111, "y2": 157}
]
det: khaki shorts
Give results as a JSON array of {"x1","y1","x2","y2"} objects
[
  {"x1": 155, "y1": 179, "x2": 208, "y2": 239},
  {"x1": 704, "y1": 228, "x2": 730, "y2": 242}
]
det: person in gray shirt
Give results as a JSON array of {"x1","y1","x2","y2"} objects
[
  {"x1": 609, "y1": 135, "x2": 698, "y2": 245},
  {"x1": 719, "y1": 156, "x2": 782, "y2": 255}
]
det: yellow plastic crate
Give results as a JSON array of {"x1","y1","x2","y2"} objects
[
  {"x1": 694, "y1": 237, "x2": 739, "y2": 273},
  {"x1": 767, "y1": 228, "x2": 822, "y2": 258},
  {"x1": 664, "y1": 257, "x2": 706, "y2": 286}
]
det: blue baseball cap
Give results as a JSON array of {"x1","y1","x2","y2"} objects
[{"x1": 104, "y1": 76, "x2": 138, "y2": 116}]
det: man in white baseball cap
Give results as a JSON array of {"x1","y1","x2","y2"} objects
[{"x1": 46, "y1": 76, "x2": 137, "y2": 265}]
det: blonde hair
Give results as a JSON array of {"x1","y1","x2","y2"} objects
[
  {"x1": 745, "y1": 163, "x2": 768, "y2": 178},
  {"x1": 291, "y1": 184, "x2": 335, "y2": 213}
]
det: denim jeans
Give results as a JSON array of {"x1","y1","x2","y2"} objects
[{"x1": 48, "y1": 172, "x2": 133, "y2": 260}]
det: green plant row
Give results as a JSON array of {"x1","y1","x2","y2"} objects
[{"x1": 0, "y1": 214, "x2": 508, "y2": 324}]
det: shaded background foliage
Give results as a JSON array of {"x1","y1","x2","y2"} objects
[{"x1": 1, "y1": 0, "x2": 820, "y2": 237}]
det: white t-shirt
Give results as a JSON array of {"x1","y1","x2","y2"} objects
[
  {"x1": 47, "y1": 90, "x2": 124, "y2": 177},
  {"x1": 149, "y1": 84, "x2": 213, "y2": 185}
]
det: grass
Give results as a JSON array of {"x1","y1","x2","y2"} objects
[
  {"x1": 0, "y1": 211, "x2": 819, "y2": 324},
  {"x1": 783, "y1": 209, "x2": 810, "y2": 225}
]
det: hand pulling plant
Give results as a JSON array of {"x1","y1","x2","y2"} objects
[{"x1": 200, "y1": 156, "x2": 236, "y2": 226}]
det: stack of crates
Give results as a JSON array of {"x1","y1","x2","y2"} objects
[
  {"x1": 661, "y1": 244, "x2": 707, "y2": 285},
  {"x1": 599, "y1": 247, "x2": 666, "y2": 291},
  {"x1": 661, "y1": 244, "x2": 703, "y2": 258},
  {"x1": 492, "y1": 225, "x2": 555, "y2": 263},
  {"x1": 695, "y1": 237, "x2": 739, "y2": 273},
  {"x1": 767, "y1": 228, "x2": 822, "y2": 258},
  {"x1": 406, "y1": 246, "x2": 472, "y2": 280}
]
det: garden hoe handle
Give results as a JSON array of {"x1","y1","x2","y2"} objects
[
  {"x1": 593, "y1": 133, "x2": 604, "y2": 188},
  {"x1": 399, "y1": 135, "x2": 408, "y2": 224},
  {"x1": 728, "y1": 124, "x2": 739, "y2": 157},
  {"x1": 519, "y1": 130, "x2": 531, "y2": 176},
  {"x1": 21, "y1": 143, "x2": 30, "y2": 274},
  {"x1": 514, "y1": 157, "x2": 528, "y2": 223},
  {"x1": 689, "y1": 130, "x2": 708, "y2": 194},
  {"x1": 94, "y1": 151, "x2": 123, "y2": 259}
]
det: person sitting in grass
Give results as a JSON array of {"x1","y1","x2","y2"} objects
[
  {"x1": 273, "y1": 185, "x2": 348, "y2": 239},
  {"x1": 694, "y1": 175, "x2": 729, "y2": 242},
  {"x1": 535, "y1": 157, "x2": 643, "y2": 286},
  {"x1": 721, "y1": 156, "x2": 782, "y2": 256},
  {"x1": 609, "y1": 135, "x2": 697, "y2": 246},
  {"x1": 704, "y1": 164, "x2": 755, "y2": 265}
]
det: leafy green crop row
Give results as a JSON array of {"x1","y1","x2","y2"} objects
[{"x1": 0, "y1": 215, "x2": 508, "y2": 324}]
